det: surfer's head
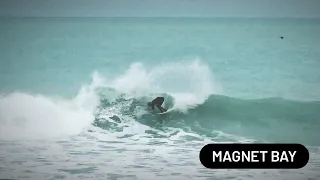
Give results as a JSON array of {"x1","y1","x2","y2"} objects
[{"x1": 147, "y1": 102, "x2": 152, "y2": 107}]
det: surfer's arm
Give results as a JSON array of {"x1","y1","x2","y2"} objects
[{"x1": 158, "y1": 106, "x2": 167, "y2": 113}]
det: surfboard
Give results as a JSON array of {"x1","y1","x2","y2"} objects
[{"x1": 158, "y1": 108, "x2": 176, "y2": 114}]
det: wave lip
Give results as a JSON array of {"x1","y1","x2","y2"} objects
[{"x1": 107, "y1": 59, "x2": 222, "y2": 112}]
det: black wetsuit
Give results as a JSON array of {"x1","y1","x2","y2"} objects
[{"x1": 150, "y1": 97, "x2": 167, "y2": 113}]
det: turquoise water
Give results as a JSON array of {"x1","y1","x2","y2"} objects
[{"x1": 0, "y1": 17, "x2": 320, "y2": 179}]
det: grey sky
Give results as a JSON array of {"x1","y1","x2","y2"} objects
[{"x1": 1, "y1": 0, "x2": 320, "y2": 18}]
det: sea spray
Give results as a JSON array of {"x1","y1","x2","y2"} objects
[
  {"x1": 0, "y1": 77, "x2": 100, "y2": 140},
  {"x1": 107, "y1": 59, "x2": 222, "y2": 112}
]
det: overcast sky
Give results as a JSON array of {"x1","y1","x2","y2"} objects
[{"x1": 1, "y1": 0, "x2": 320, "y2": 18}]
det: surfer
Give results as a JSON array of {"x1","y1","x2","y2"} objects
[{"x1": 148, "y1": 97, "x2": 167, "y2": 113}]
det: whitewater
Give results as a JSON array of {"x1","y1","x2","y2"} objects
[{"x1": 0, "y1": 17, "x2": 320, "y2": 180}]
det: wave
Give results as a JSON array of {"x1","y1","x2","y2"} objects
[
  {"x1": 93, "y1": 90, "x2": 320, "y2": 145},
  {"x1": 0, "y1": 59, "x2": 219, "y2": 140},
  {"x1": 1, "y1": 59, "x2": 319, "y2": 146}
]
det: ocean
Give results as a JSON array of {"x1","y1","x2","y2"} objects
[{"x1": 0, "y1": 17, "x2": 320, "y2": 180}]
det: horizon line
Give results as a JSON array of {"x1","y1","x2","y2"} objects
[{"x1": 1, "y1": 16, "x2": 320, "y2": 19}]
